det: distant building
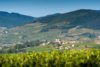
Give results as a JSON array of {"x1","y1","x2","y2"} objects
[
  {"x1": 95, "y1": 40, "x2": 100, "y2": 44},
  {"x1": 0, "y1": 47, "x2": 2, "y2": 50},
  {"x1": 41, "y1": 43, "x2": 46, "y2": 46}
]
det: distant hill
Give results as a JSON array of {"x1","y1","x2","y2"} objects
[
  {"x1": 1, "y1": 9, "x2": 100, "y2": 29},
  {"x1": 37, "y1": 9, "x2": 100, "y2": 29},
  {"x1": 0, "y1": 9, "x2": 100, "y2": 45},
  {"x1": 0, "y1": 11, "x2": 34, "y2": 27}
]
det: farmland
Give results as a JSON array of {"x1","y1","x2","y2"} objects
[{"x1": 0, "y1": 49, "x2": 100, "y2": 67}]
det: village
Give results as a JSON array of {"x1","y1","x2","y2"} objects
[
  {"x1": 40, "y1": 37, "x2": 100, "y2": 50},
  {"x1": 40, "y1": 39, "x2": 78, "y2": 50}
]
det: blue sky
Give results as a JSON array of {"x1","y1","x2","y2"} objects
[{"x1": 0, "y1": 0, "x2": 100, "y2": 17}]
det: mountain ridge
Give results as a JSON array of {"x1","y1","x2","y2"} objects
[
  {"x1": 1, "y1": 9, "x2": 100, "y2": 29},
  {"x1": 37, "y1": 9, "x2": 100, "y2": 29},
  {"x1": 0, "y1": 9, "x2": 100, "y2": 45},
  {"x1": 0, "y1": 11, "x2": 35, "y2": 27}
]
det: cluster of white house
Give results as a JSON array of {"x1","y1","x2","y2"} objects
[{"x1": 41, "y1": 39, "x2": 79, "y2": 50}]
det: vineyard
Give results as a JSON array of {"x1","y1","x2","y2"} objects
[{"x1": 0, "y1": 49, "x2": 100, "y2": 67}]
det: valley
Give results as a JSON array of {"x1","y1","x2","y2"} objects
[{"x1": 0, "y1": 9, "x2": 100, "y2": 53}]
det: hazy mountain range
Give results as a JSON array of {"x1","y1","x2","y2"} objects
[
  {"x1": 0, "y1": 9, "x2": 100, "y2": 45},
  {"x1": 0, "y1": 11, "x2": 34, "y2": 27},
  {"x1": 37, "y1": 9, "x2": 100, "y2": 29},
  {"x1": 1, "y1": 9, "x2": 100, "y2": 29}
]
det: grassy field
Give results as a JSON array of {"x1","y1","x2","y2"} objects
[
  {"x1": 76, "y1": 43, "x2": 100, "y2": 49},
  {"x1": 25, "y1": 46, "x2": 53, "y2": 52}
]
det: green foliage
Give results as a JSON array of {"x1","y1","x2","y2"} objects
[{"x1": 0, "y1": 49, "x2": 100, "y2": 67}]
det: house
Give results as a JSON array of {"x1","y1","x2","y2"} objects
[{"x1": 95, "y1": 40, "x2": 100, "y2": 44}]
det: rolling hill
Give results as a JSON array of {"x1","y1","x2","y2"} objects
[
  {"x1": 0, "y1": 11, "x2": 34, "y2": 27},
  {"x1": 37, "y1": 9, "x2": 100, "y2": 29},
  {"x1": 0, "y1": 9, "x2": 100, "y2": 45}
]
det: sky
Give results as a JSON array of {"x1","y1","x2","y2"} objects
[{"x1": 0, "y1": 0, "x2": 100, "y2": 17}]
